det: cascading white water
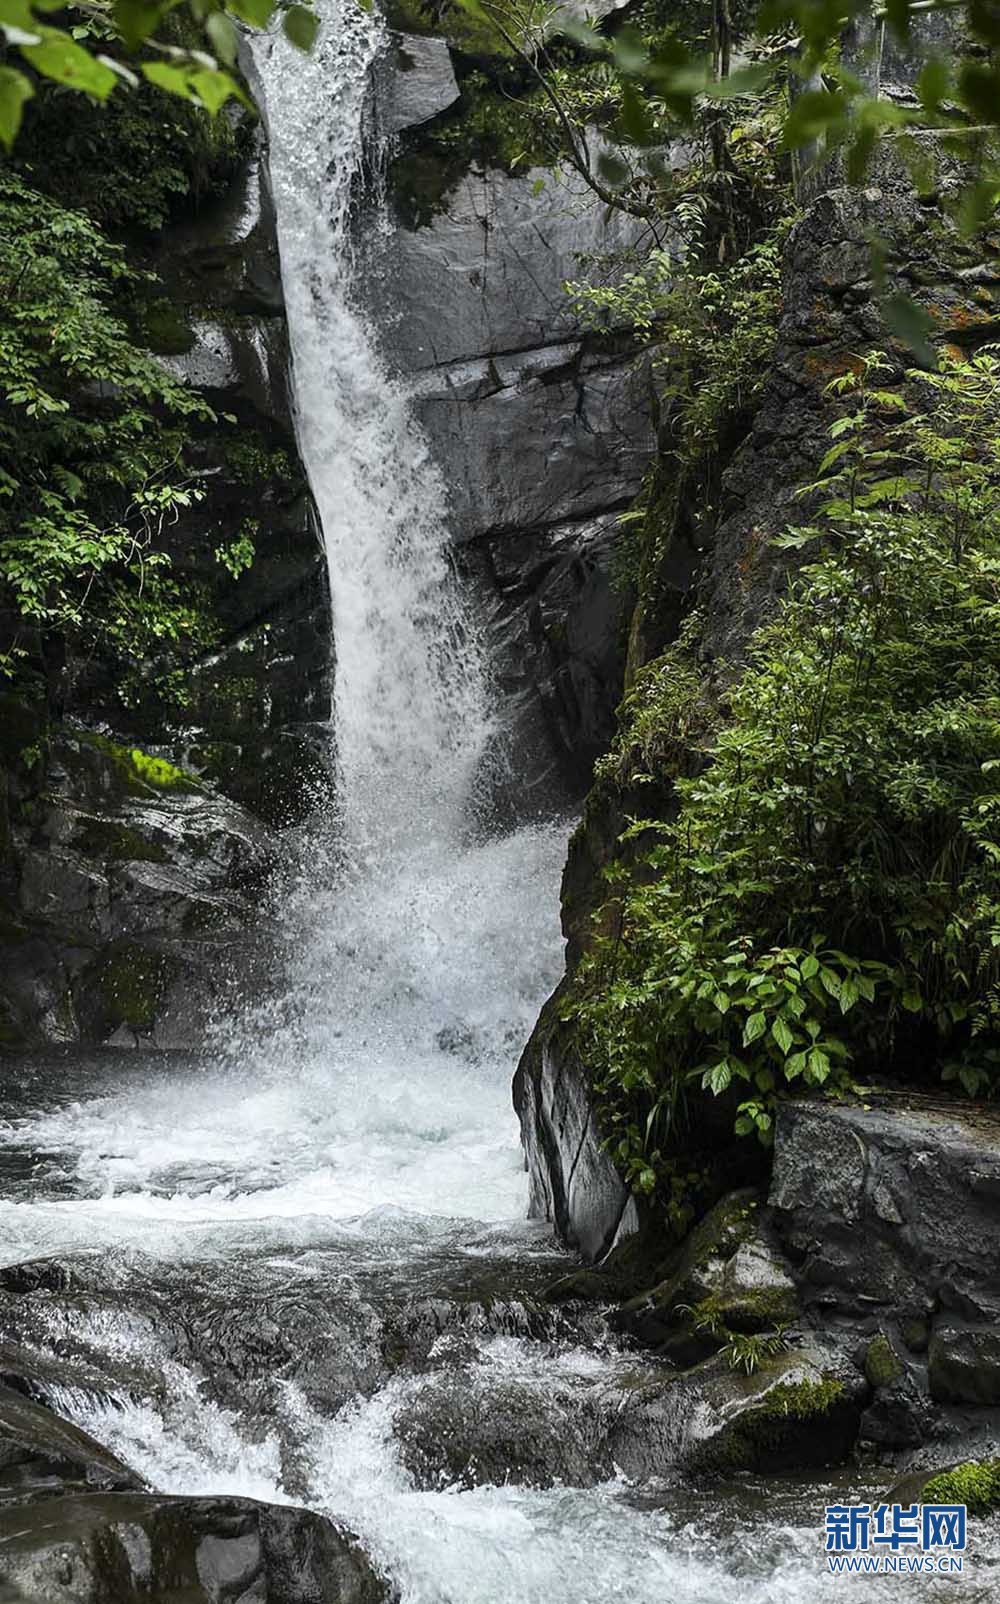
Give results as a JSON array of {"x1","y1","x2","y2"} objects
[{"x1": 250, "y1": 0, "x2": 489, "y2": 858}]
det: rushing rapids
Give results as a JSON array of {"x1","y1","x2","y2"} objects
[{"x1": 0, "y1": 6, "x2": 998, "y2": 1602}]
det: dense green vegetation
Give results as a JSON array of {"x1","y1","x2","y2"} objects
[
  {"x1": 567, "y1": 349, "x2": 1000, "y2": 1189},
  {"x1": 0, "y1": 0, "x2": 318, "y2": 147},
  {"x1": 0, "y1": 57, "x2": 298, "y2": 723},
  {"x1": 0, "y1": 167, "x2": 216, "y2": 691}
]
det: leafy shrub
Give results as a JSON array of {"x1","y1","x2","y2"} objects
[
  {"x1": 566, "y1": 350, "x2": 1000, "y2": 1188},
  {"x1": 0, "y1": 171, "x2": 217, "y2": 686}
]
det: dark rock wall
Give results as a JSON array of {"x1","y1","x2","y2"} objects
[{"x1": 770, "y1": 1099, "x2": 1000, "y2": 1459}]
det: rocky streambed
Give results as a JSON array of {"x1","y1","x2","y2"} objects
[{"x1": 1, "y1": 1052, "x2": 999, "y2": 1602}]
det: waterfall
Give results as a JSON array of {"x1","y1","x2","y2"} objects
[{"x1": 249, "y1": 0, "x2": 490, "y2": 858}]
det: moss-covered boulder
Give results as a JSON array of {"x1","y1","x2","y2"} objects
[
  {"x1": 922, "y1": 1460, "x2": 1000, "y2": 1515},
  {"x1": 609, "y1": 1345, "x2": 868, "y2": 1478},
  {"x1": 613, "y1": 1190, "x2": 798, "y2": 1365}
]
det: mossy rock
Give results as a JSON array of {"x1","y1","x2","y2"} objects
[
  {"x1": 131, "y1": 295, "x2": 196, "y2": 357},
  {"x1": 922, "y1": 1460, "x2": 1000, "y2": 1515},
  {"x1": 69, "y1": 816, "x2": 170, "y2": 865},
  {"x1": 891, "y1": 1457, "x2": 1000, "y2": 1516},
  {"x1": 72, "y1": 731, "x2": 200, "y2": 798},
  {"x1": 865, "y1": 1332, "x2": 903, "y2": 1389},
  {"x1": 691, "y1": 1365, "x2": 859, "y2": 1473},
  {"x1": 385, "y1": 0, "x2": 514, "y2": 58},
  {"x1": 614, "y1": 1188, "x2": 766, "y2": 1354}
]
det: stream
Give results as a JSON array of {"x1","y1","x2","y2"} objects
[{"x1": 1, "y1": 5, "x2": 997, "y2": 1600}]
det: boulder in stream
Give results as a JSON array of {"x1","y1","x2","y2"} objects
[{"x1": 0, "y1": 1493, "x2": 391, "y2": 1604}]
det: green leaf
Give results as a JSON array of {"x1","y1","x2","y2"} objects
[
  {"x1": 226, "y1": 0, "x2": 275, "y2": 23},
  {"x1": 786, "y1": 1051, "x2": 808, "y2": 1080},
  {"x1": 282, "y1": 4, "x2": 319, "y2": 51},
  {"x1": 189, "y1": 67, "x2": 241, "y2": 114},
  {"x1": 142, "y1": 60, "x2": 198, "y2": 101},
  {"x1": 882, "y1": 292, "x2": 938, "y2": 370},
  {"x1": 806, "y1": 1047, "x2": 831, "y2": 1084},
  {"x1": 901, "y1": 988, "x2": 922, "y2": 1013},
  {"x1": 20, "y1": 28, "x2": 119, "y2": 98},
  {"x1": 958, "y1": 1065, "x2": 983, "y2": 1098},
  {"x1": 706, "y1": 1060, "x2": 733, "y2": 1095},
  {"x1": 206, "y1": 11, "x2": 237, "y2": 67},
  {"x1": 838, "y1": 978, "x2": 859, "y2": 1013},
  {"x1": 771, "y1": 1016, "x2": 795, "y2": 1055},
  {"x1": 800, "y1": 954, "x2": 820, "y2": 979},
  {"x1": 112, "y1": 0, "x2": 162, "y2": 51},
  {"x1": 743, "y1": 1010, "x2": 767, "y2": 1046},
  {"x1": 782, "y1": 90, "x2": 847, "y2": 151},
  {"x1": 0, "y1": 63, "x2": 32, "y2": 148}
]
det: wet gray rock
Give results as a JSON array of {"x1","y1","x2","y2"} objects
[
  {"x1": 0, "y1": 1493, "x2": 390, "y2": 1603},
  {"x1": 929, "y1": 1328, "x2": 1000, "y2": 1408},
  {"x1": 513, "y1": 1004, "x2": 639, "y2": 1263},
  {"x1": 395, "y1": 1369, "x2": 613, "y2": 1489},
  {"x1": 769, "y1": 1098, "x2": 1000, "y2": 1452},
  {"x1": 769, "y1": 1100, "x2": 1000, "y2": 1326},
  {"x1": 0, "y1": 1385, "x2": 140, "y2": 1506},
  {"x1": 413, "y1": 340, "x2": 651, "y2": 543},
  {"x1": 471, "y1": 512, "x2": 625, "y2": 812},
  {"x1": 0, "y1": 726, "x2": 273, "y2": 1049},
  {"x1": 377, "y1": 34, "x2": 459, "y2": 135},
  {"x1": 382, "y1": 159, "x2": 650, "y2": 372}
]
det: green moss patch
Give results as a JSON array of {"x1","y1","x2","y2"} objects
[
  {"x1": 76, "y1": 732, "x2": 200, "y2": 796},
  {"x1": 923, "y1": 1460, "x2": 1000, "y2": 1516},
  {"x1": 385, "y1": 0, "x2": 514, "y2": 57},
  {"x1": 865, "y1": 1333, "x2": 903, "y2": 1389}
]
